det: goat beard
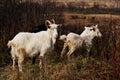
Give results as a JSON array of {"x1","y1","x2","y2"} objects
[
  {"x1": 51, "y1": 38, "x2": 57, "y2": 50},
  {"x1": 52, "y1": 37, "x2": 56, "y2": 45}
]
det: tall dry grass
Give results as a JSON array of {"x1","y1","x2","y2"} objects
[
  {"x1": 1, "y1": 0, "x2": 120, "y2": 79},
  {"x1": 0, "y1": 13, "x2": 120, "y2": 80}
]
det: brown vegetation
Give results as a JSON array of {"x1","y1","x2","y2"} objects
[{"x1": 0, "y1": 0, "x2": 120, "y2": 79}]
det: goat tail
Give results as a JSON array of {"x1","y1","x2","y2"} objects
[
  {"x1": 7, "y1": 41, "x2": 16, "y2": 48},
  {"x1": 59, "y1": 35, "x2": 67, "y2": 41}
]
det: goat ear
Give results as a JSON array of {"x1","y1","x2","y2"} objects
[
  {"x1": 85, "y1": 26, "x2": 87, "y2": 29},
  {"x1": 45, "y1": 20, "x2": 51, "y2": 26},
  {"x1": 51, "y1": 19, "x2": 55, "y2": 24},
  {"x1": 96, "y1": 24, "x2": 98, "y2": 28}
]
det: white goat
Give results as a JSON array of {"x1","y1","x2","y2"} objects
[
  {"x1": 7, "y1": 19, "x2": 59, "y2": 72},
  {"x1": 60, "y1": 25, "x2": 102, "y2": 60}
]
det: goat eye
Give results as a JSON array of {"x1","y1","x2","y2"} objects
[
  {"x1": 93, "y1": 28, "x2": 95, "y2": 31},
  {"x1": 90, "y1": 29, "x2": 93, "y2": 31},
  {"x1": 90, "y1": 28, "x2": 95, "y2": 31},
  {"x1": 47, "y1": 26, "x2": 51, "y2": 29}
]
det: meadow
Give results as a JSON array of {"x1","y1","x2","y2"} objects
[
  {"x1": 0, "y1": 0, "x2": 120, "y2": 79},
  {"x1": 0, "y1": 12, "x2": 120, "y2": 80}
]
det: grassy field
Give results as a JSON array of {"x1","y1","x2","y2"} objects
[
  {"x1": 0, "y1": 56, "x2": 116, "y2": 80},
  {"x1": 0, "y1": 12, "x2": 120, "y2": 80}
]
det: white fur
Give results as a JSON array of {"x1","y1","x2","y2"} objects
[
  {"x1": 60, "y1": 25, "x2": 102, "y2": 60},
  {"x1": 7, "y1": 19, "x2": 59, "y2": 72}
]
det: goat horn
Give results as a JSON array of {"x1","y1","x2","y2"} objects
[
  {"x1": 51, "y1": 19, "x2": 55, "y2": 24},
  {"x1": 45, "y1": 20, "x2": 51, "y2": 26}
]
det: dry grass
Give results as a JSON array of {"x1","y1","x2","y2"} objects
[
  {"x1": 0, "y1": 13, "x2": 120, "y2": 80},
  {"x1": 0, "y1": 56, "x2": 119, "y2": 80},
  {"x1": 63, "y1": 13, "x2": 120, "y2": 25}
]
